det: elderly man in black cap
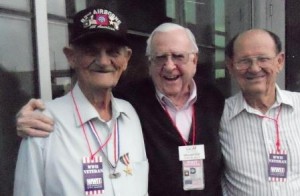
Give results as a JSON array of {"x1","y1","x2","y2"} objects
[{"x1": 13, "y1": 6, "x2": 148, "y2": 196}]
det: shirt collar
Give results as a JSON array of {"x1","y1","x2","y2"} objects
[
  {"x1": 229, "y1": 84, "x2": 294, "y2": 120},
  {"x1": 275, "y1": 85, "x2": 293, "y2": 108},
  {"x1": 156, "y1": 79, "x2": 197, "y2": 109},
  {"x1": 71, "y1": 83, "x2": 127, "y2": 127}
]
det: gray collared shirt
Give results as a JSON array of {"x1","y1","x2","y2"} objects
[
  {"x1": 14, "y1": 83, "x2": 148, "y2": 196},
  {"x1": 220, "y1": 85, "x2": 300, "y2": 196}
]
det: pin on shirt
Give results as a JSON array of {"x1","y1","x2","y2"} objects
[{"x1": 120, "y1": 153, "x2": 132, "y2": 175}]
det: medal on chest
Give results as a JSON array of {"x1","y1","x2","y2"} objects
[
  {"x1": 120, "y1": 153, "x2": 132, "y2": 175},
  {"x1": 179, "y1": 145, "x2": 205, "y2": 190}
]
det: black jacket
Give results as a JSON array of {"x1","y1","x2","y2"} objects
[{"x1": 116, "y1": 77, "x2": 225, "y2": 196}]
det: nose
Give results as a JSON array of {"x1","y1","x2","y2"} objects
[
  {"x1": 247, "y1": 59, "x2": 262, "y2": 72},
  {"x1": 94, "y1": 51, "x2": 112, "y2": 66},
  {"x1": 163, "y1": 55, "x2": 176, "y2": 70}
]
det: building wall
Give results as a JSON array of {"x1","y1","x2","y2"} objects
[
  {"x1": 286, "y1": 0, "x2": 300, "y2": 91},
  {"x1": 226, "y1": 0, "x2": 286, "y2": 94}
]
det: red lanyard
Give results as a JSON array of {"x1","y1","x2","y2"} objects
[
  {"x1": 257, "y1": 105, "x2": 282, "y2": 152},
  {"x1": 71, "y1": 89, "x2": 117, "y2": 160},
  {"x1": 88, "y1": 121, "x2": 119, "y2": 164},
  {"x1": 164, "y1": 105, "x2": 196, "y2": 145}
]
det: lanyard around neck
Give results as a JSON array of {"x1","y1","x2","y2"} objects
[
  {"x1": 71, "y1": 89, "x2": 120, "y2": 162},
  {"x1": 87, "y1": 121, "x2": 120, "y2": 167},
  {"x1": 163, "y1": 104, "x2": 196, "y2": 145},
  {"x1": 256, "y1": 105, "x2": 282, "y2": 152}
]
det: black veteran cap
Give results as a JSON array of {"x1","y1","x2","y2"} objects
[{"x1": 70, "y1": 6, "x2": 128, "y2": 45}]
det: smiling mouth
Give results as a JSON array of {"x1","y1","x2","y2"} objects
[
  {"x1": 245, "y1": 73, "x2": 266, "y2": 80},
  {"x1": 88, "y1": 60, "x2": 116, "y2": 73},
  {"x1": 246, "y1": 76, "x2": 265, "y2": 81},
  {"x1": 163, "y1": 75, "x2": 180, "y2": 81},
  {"x1": 91, "y1": 68, "x2": 115, "y2": 73},
  {"x1": 96, "y1": 70, "x2": 112, "y2": 73}
]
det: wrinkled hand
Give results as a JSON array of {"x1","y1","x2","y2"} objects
[{"x1": 16, "y1": 98, "x2": 54, "y2": 137}]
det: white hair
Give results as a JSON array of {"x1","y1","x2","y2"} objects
[{"x1": 145, "y1": 23, "x2": 199, "y2": 56}]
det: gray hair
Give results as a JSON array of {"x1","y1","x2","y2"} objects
[{"x1": 145, "y1": 23, "x2": 199, "y2": 56}]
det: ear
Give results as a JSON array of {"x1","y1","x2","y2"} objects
[
  {"x1": 276, "y1": 52, "x2": 285, "y2": 72},
  {"x1": 192, "y1": 53, "x2": 199, "y2": 65},
  {"x1": 225, "y1": 57, "x2": 235, "y2": 75},
  {"x1": 122, "y1": 47, "x2": 132, "y2": 71},
  {"x1": 63, "y1": 46, "x2": 76, "y2": 69},
  {"x1": 125, "y1": 47, "x2": 132, "y2": 60}
]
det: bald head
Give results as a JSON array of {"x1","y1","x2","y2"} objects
[{"x1": 225, "y1": 29, "x2": 282, "y2": 59}]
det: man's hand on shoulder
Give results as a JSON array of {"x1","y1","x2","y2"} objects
[{"x1": 16, "y1": 98, "x2": 54, "y2": 137}]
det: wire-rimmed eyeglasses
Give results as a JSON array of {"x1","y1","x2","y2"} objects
[
  {"x1": 233, "y1": 55, "x2": 277, "y2": 71},
  {"x1": 149, "y1": 52, "x2": 196, "y2": 66}
]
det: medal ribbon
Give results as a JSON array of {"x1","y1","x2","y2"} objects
[
  {"x1": 71, "y1": 89, "x2": 119, "y2": 162},
  {"x1": 120, "y1": 153, "x2": 130, "y2": 165},
  {"x1": 87, "y1": 121, "x2": 120, "y2": 166},
  {"x1": 163, "y1": 104, "x2": 196, "y2": 145},
  {"x1": 256, "y1": 105, "x2": 282, "y2": 152}
]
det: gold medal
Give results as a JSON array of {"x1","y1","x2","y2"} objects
[
  {"x1": 120, "y1": 153, "x2": 133, "y2": 175},
  {"x1": 123, "y1": 165, "x2": 132, "y2": 175}
]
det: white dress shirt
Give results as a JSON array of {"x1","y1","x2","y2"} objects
[
  {"x1": 14, "y1": 83, "x2": 148, "y2": 196},
  {"x1": 156, "y1": 80, "x2": 197, "y2": 141},
  {"x1": 220, "y1": 85, "x2": 300, "y2": 196}
]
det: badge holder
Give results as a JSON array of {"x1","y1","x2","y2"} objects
[
  {"x1": 82, "y1": 156, "x2": 104, "y2": 195},
  {"x1": 268, "y1": 150, "x2": 287, "y2": 182},
  {"x1": 179, "y1": 145, "x2": 205, "y2": 190}
]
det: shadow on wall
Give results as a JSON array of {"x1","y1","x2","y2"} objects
[{"x1": 0, "y1": 66, "x2": 30, "y2": 195}]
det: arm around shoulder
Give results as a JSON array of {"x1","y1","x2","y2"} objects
[{"x1": 16, "y1": 98, "x2": 54, "y2": 137}]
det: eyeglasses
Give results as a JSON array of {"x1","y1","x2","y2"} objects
[
  {"x1": 149, "y1": 52, "x2": 195, "y2": 66},
  {"x1": 234, "y1": 56, "x2": 277, "y2": 71}
]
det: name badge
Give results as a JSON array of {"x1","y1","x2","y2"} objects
[
  {"x1": 268, "y1": 151, "x2": 287, "y2": 182},
  {"x1": 178, "y1": 145, "x2": 205, "y2": 161},
  {"x1": 83, "y1": 156, "x2": 104, "y2": 195}
]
